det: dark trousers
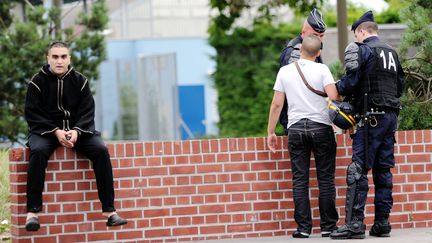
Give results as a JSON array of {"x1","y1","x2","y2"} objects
[
  {"x1": 351, "y1": 112, "x2": 397, "y2": 220},
  {"x1": 287, "y1": 119, "x2": 339, "y2": 233},
  {"x1": 26, "y1": 133, "x2": 116, "y2": 213}
]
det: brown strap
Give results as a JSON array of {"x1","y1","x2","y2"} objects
[{"x1": 295, "y1": 61, "x2": 327, "y2": 97}]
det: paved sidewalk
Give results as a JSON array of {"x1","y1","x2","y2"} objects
[{"x1": 193, "y1": 228, "x2": 432, "y2": 243}]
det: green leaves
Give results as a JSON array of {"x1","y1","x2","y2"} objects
[{"x1": 397, "y1": 0, "x2": 432, "y2": 129}]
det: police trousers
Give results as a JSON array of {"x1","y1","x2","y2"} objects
[
  {"x1": 287, "y1": 119, "x2": 339, "y2": 233},
  {"x1": 351, "y1": 111, "x2": 397, "y2": 220},
  {"x1": 26, "y1": 133, "x2": 116, "y2": 213}
]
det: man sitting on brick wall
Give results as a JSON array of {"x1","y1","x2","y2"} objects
[{"x1": 23, "y1": 41, "x2": 127, "y2": 231}]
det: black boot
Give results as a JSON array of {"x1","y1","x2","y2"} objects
[
  {"x1": 330, "y1": 220, "x2": 365, "y2": 240},
  {"x1": 370, "y1": 219, "x2": 391, "y2": 237}
]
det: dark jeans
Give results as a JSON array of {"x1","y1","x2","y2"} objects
[
  {"x1": 26, "y1": 133, "x2": 116, "y2": 213},
  {"x1": 287, "y1": 119, "x2": 339, "y2": 233},
  {"x1": 351, "y1": 112, "x2": 397, "y2": 220}
]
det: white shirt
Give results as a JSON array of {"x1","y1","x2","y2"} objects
[{"x1": 273, "y1": 58, "x2": 335, "y2": 129}]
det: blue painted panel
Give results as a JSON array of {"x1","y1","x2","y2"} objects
[{"x1": 179, "y1": 85, "x2": 205, "y2": 139}]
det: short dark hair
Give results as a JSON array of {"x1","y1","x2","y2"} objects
[
  {"x1": 301, "y1": 35, "x2": 321, "y2": 57},
  {"x1": 47, "y1": 41, "x2": 69, "y2": 53},
  {"x1": 358, "y1": 21, "x2": 378, "y2": 34}
]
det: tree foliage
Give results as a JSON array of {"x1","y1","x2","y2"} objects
[
  {"x1": 397, "y1": 0, "x2": 432, "y2": 130},
  {"x1": 0, "y1": 1, "x2": 108, "y2": 145},
  {"x1": 208, "y1": 1, "x2": 322, "y2": 137}
]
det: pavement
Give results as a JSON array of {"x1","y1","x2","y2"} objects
[{"x1": 193, "y1": 228, "x2": 432, "y2": 243}]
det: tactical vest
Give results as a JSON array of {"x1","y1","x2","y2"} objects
[
  {"x1": 282, "y1": 36, "x2": 323, "y2": 65},
  {"x1": 358, "y1": 41, "x2": 400, "y2": 111}
]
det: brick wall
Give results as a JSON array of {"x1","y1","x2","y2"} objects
[{"x1": 9, "y1": 130, "x2": 432, "y2": 242}]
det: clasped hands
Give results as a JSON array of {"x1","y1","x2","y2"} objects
[{"x1": 54, "y1": 129, "x2": 78, "y2": 148}]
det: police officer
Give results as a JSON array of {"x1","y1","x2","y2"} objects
[
  {"x1": 330, "y1": 11, "x2": 404, "y2": 239},
  {"x1": 278, "y1": 8, "x2": 326, "y2": 134}
]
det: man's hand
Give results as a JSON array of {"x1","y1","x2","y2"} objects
[
  {"x1": 267, "y1": 133, "x2": 278, "y2": 153},
  {"x1": 65, "y1": 130, "x2": 78, "y2": 144},
  {"x1": 54, "y1": 129, "x2": 74, "y2": 148}
]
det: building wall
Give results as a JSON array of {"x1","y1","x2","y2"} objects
[
  {"x1": 9, "y1": 130, "x2": 432, "y2": 242},
  {"x1": 96, "y1": 38, "x2": 218, "y2": 139}
]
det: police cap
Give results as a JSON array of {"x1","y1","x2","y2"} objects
[
  {"x1": 351, "y1": 10, "x2": 374, "y2": 32},
  {"x1": 307, "y1": 8, "x2": 326, "y2": 33}
]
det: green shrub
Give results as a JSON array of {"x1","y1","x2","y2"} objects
[{"x1": 0, "y1": 149, "x2": 10, "y2": 233}]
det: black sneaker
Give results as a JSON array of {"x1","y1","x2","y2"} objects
[
  {"x1": 106, "y1": 214, "x2": 128, "y2": 226},
  {"x1": 25, "y1": 217, "x2": 40, "y2": 231},
  {"x1": 321, "y1": 231, "x2": 332, "y2": 237},
  {"x1": 322, "y1": 226, "x2": 338, "y2": 237},
  {"x1": 292, "y1": 230, "x2": 310, "y2": 238},
  {"x1": 369, "y1": 220, "x2": 391, "y2": 237},
  {"x1": 330, "y1": 221, "x2": 366, "y2": 240}
]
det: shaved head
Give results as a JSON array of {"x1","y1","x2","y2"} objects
[{"x1": 301, "y1": 35, "x2": 322, "y2": 58}]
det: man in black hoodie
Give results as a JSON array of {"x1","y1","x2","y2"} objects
[{"x1": 24, "y1": 41, "x2": 127, "y2": 231}]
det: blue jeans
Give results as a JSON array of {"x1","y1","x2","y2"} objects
[
  {"x1": 287, "y1": 119, "x2": 339, "y2": 233},
  {"x1": 351, "y1": 112, "x2": 397, "y2": 220}
]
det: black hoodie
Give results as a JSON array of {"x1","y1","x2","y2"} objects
[{"x1": 24, "y1": 64, "x2": 96, "y2": 137}]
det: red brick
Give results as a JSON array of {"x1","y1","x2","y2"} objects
[
  {"x1": 153, "y1": 142, "x2": 163, "y2": 156},
  {"x1": 144, "y1": 209, "x2": 170, "y2": 218},
  {"x1": 57, "y1": 214, "x2": 84, "y2": 224},
  {"x1": 225, "y1": 183, "x2": 250, "y2": 192},
  {"x1": 141, "y1": 167, "x2": 168, "y2": 176},
  {"x1": 204, "y1": 175, "x2": 217, "y2": 183},
  {"x1": 407, "y1": 154, "x2": 431, "y2": 163},
  {"x1": 408, "y1": 173, "x2": 431, "y2": 182},
  {"x1": 227, "y1": 203, "x2": 251, "y2": 212},
  {"x1": 170, "y1": 186, "x2": 196, "y2": 195},
  {"x1": 190, "y1": 155, "x2": 203, "y2": 164},
  {"x1": 56, "y1": 171, "x2": 83, "y2": 181},
  {"x1": 169, "y1": 166, "x2": 195, "y2": 175},
  {"x1": 253, "y1": 202, "x2": 279, "y2": 211},
  {"x1": 224, "y1": 163, "x2": 249, "y2": 172},
  {"x1": 203, "y1": 154, "x2": 216, "y2": 163},
  {"x1": 197, "y1": 164, "x2": 222, "y2": 173},
  {"x1": 114, "y1": 168, "x2": 140, "y2": 178},
  {"x1": 142, "y1": 188, "x2": 168, "y2": 197},
  {"x1": 409, "y1": 192, "x2": 432, "y2": 201},
  {"x1": 228, "y1": 224, "x2": 253, "y2": 233},
  {"x1": 251, "y1": 162, "x2": 276, "y2": 170},
  {"x1": 175, "y1": 155, "x2": 189, "y2": 164},
  {"x1": 201, "y1": 140, "x2": 210, "y2": 153},
  {"x1": 200, "y1": 225, "x2": 225, "y2": 234},
  {"x1": 182, "y1": 140, "x2": 191, "y2": 154},
  {"x1": 178, "y1": 216, "x2": 192, "y2": 225},
  {"x1": 9, "y1": 149, "x2": 25, "y2": 161},
  {"x1": 199, "y1": 204, "x2": 225, "y2": 214},
  {"x1": 198, "y1": 185, "x2": 223, "y2": 194},
  {"x1": 255, "y1": 222, "x2": 279, "y2": 231},
  {"x1": 87, "y1": 232, "x2": 115, "y2": 241},
  {"x1": 213, "y1": 139, "x2": 227, "y2": 153},
  {"x1": 244, "y1": 152, "x2": 256, "y2": 161},
  {"x1": 144, "y1": 143, "x2": 153, "y2": 156},
  {"x1": 171, "y1": 206, "x2": 197, "y2": 216},
  {"x1": 145, "y1": 229, "x2": 171, "y2": 238},
  {"x1": 117, "y1": 230, "x2": 143, "y2": 240},
  {"x1": 173, "y1": 227, "x2": 198, "y2": 236},
  {"x1": 252, "y1": 182, "x2": 277, "y2": 191}
]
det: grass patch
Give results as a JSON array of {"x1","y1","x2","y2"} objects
[{"x1": 0, "y1": 149, "x2": 10, "y2": 233}]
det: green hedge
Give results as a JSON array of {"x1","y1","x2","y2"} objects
[{"x1": 210, "y1": 23, "x2": 300, "y2": 137}]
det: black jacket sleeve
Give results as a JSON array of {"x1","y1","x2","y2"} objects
[
  {"x1": 72, "y1": 77, "x2": 96, "y2": 135},
  {"x1": 24, "y1": 78, "x2": 59, "y2": 135}
]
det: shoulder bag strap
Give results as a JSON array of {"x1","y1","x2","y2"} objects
[{"x1": 295, "y1": 61, "x2": 327, "y2": 97}]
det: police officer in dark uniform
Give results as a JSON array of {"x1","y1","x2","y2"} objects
[
  {"x1": 278, "y1": 8, "x2": 327, "y2": 134},
  {"x1": 330, "y1": 11, "x2": 405, "y2": 240}
]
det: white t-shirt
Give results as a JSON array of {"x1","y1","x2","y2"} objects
[{"x1": 274, "y1": 58, "x2": 335, "y2": 129}]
